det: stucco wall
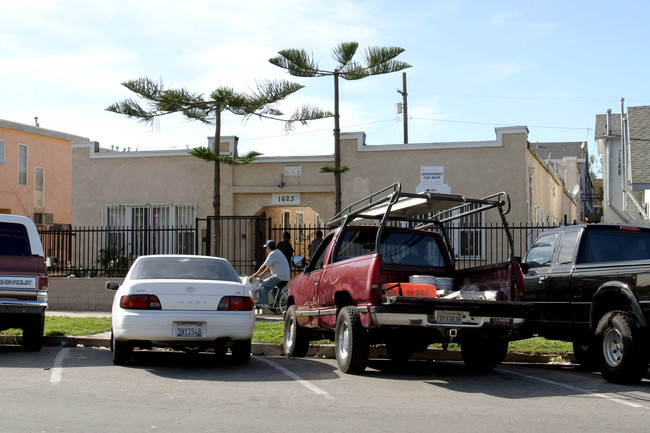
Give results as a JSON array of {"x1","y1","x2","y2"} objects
[
  {"x1": 72, "y1": 126, "x2": 578, "y2": 228},
  {"x1": 0, "y1": 122, "x2": 77, "y2": 225},
  {"x1": 48, "y1": 277, "x2": 119, "y2": 311}
]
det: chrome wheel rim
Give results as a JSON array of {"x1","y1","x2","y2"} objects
[
  {"x1": 337, "y1": 321, "x2": 350, "y2": 361},
  {"x1": 285, "y1": 317, "x2": 295, "y2": 349},
  {"x1": 602, "y1": 327, "x2": 623, "y2": 368}
]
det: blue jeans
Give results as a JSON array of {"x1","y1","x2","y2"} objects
[{"x1": 258, "y1": 276, "x2": 285, "y2": 306}]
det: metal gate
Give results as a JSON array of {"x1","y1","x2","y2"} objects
[{"x1": 196, "y1": 216, "x2": 270, "y2": 277}]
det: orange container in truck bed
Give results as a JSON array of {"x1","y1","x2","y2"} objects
[{"x1": 383, "y1": 282, "x2": 437, "y2": 298}]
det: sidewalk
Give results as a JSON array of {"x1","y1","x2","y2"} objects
[{"x1": 32, "y1": 310, "x2": 564, "y2": 364}]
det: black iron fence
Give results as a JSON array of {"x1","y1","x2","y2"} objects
[
  {"x1": 39, "y1": 225, "x2": 196, "y2": 277},
  {"x1": 39, "y1": 222, "x2": 559, "y2": 278}
]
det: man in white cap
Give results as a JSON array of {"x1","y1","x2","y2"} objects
[{"x1": 252, "y1": 239, "x2": 291, "y2": 308}]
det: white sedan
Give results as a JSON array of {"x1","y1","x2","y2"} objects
[{"x1": 106, "y1": 255, "x2": 255, "y2": 365}]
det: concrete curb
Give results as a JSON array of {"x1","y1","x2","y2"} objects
[{"x1": 1, "y1": 334, "x2": 569, "y2": 364}]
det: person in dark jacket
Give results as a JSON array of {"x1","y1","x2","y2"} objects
[{"x1": 277, "y1": 231, "x2": 294, "y2": 265}]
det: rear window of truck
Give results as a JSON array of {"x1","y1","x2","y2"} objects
[
  {"x1": 0, "y1": 222, "x2": 32, "y2": 256},
  {"x1": 335, "y1": 228, "x2": 446, "y2": 267},
  {"x1": 577, "y1": 228, "x2": 650, "y2": 263}
]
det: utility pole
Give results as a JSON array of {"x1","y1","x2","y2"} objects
[{"x1": 397, "y1": 72, "x2": 408, "y2": 144}]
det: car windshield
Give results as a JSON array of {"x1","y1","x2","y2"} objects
[{"x1": 129, "y1": 257, "x2": 240, "y2": 282}]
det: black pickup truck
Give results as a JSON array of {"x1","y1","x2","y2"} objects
[{"x1": 519, "y1": 224, "x2": 650, "y2": 384}]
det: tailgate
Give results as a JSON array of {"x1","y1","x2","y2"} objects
[{"x1": 368, "y1": 297, "x2": 530, "y2": 329}]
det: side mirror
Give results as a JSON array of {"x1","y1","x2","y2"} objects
[
  {"x1": 46, "y1": 256, "x2": 59, "y2": 267},
  {"x1": 520, "y1": 262, "x2": 530, "y2": 274},
  {"x1": 105, "y1": 281, "x2": 120, "y2": 291},
  {"x1": 292, "y1": 256, "x2": 305, "y2": 269}
]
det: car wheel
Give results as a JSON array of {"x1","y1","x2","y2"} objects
[
  {"x1": 595, "y1": 310, "x2": 649, "y2": 384},
  {"x1": 284, "y1": 305, "x2": 309, "y2": 357},
  {"x1": 461, "y1": 334, "x2": 509, "y2": 372},
  {"x1": 21, "y1": 314, "x2": 44, "y2": 352},
  {"x1": 112, "y1": 331, "x2": 132, "y2": 366},
  {"x1": 335, "y1": 306, "x2": 369, "y2": 374},
  {"x1": 231, "y1": 339, "x2": 251, "y2": 365}
]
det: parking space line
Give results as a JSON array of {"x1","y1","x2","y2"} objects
[
  {"x1": 50, "y1": 348, "x2": 70, "y2": 385},
  {"x1": 497, "y1": 367, "x2": 646, "y2": 409},
  {"x1": 256, "y1": 357, "x2": 335, "y2": 400}
]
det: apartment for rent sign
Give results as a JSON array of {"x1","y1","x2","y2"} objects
[{"x1": 420, "y1": 166, "x2": 444, "y2": 184}]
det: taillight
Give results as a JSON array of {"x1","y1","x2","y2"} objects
[
  {"x1": 120, "y1": 294, "x2": 162, "y2": 310},
  {"x1": 38, "y1": 276, "x2": 49, "y2": 291},
  {"x1": 218, "y1": 296, "x2": 254, "y2": 311},
  {"x1": 620, "y1": 226, "x2": 641, "y2": 232}
]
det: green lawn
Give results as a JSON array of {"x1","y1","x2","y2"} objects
[
  {"x1": 1, "y1": 317, "x2": 574, "y2": 355},
  {"x1": 253, "y1": 320, "x2": 573, "y2": 354}
]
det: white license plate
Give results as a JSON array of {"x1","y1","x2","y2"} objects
[
  {"x1": 435, "y1": 311, "x2": 465, "y2": 324},
  {"x1": 174, "y1": 322, "x2": 205, "y2": 338}
]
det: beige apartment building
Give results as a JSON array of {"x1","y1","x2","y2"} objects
[
  {"x1": 74, "y1": 126, "x2": 579, "y2": 227},
  {"x1": 70, "y1": 126, "x2": 580, "y2": 273}
]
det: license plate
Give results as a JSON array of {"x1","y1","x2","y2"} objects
[
  {"x1": 489, "y1": 317, "x2": 513, "y2": 326},
  {"x1": 174, "y1": 322, "x2": 205, "y2": 338},
  {"x1": 435, "y1": 311, "x2": 465, "y2": 324}
]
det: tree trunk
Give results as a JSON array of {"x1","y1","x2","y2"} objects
[
  {"x1": 212, "y1": 112, "x2": 222, "y2": 256},
  {"x1": 333, "y1": 71, "x2": 342, "y2": 214}
]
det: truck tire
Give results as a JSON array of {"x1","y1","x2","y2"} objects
[
  {"x1": 335, "y1": 306, "x2": 369, "y2": 374},
  {"x1": 284, "y1": 305, "x2": 309, "y2": 358},
  {"x1": 21, "y1": 314, "x2": 44, "y2": 352},
  {"x1": 112, "y1": 332, "x2": 132, "y2": 366},
  {"x1": 595, "y1": 310, "x2": 649, "y2": 384},
  {"x1": 461, "y1": 334, "x2": 509, "y2": 372},
  {"x1": 231, "y1": 339, "x2": 252, "y2": 365}
]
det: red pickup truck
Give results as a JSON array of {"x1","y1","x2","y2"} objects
[
  {"x1": 0, "y1": 214, "x2": 50, "y2": 350},
  {"x1": 284, "y1": 183, "x2": 527, "y2": 373}
]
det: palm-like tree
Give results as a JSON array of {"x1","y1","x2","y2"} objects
[
  {"x1": 270, "y1": 42, "x2": 411, "y2": 212},
  {"x1": 107, "y1": 77, "x2": 331, "y2": 218}
]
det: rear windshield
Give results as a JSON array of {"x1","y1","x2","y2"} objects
[
  {"x1": 0, "y1": 222, "x2": 32, "y2": 256},
  {"x1": 336, "y1": 228, "x2": 446, "y2": 267},
  {"x1": 577, "y1": 228, "x2": 650, "y2": 263},
  {"x1": 130, "y1": 257, "x2": 240, "y2": 282}
]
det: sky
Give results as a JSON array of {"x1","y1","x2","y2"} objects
[{"x1": 2, "y1": 0, "x2": 649, "y2": 172}]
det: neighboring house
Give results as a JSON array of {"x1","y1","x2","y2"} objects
[
  {"x1": 0, "y1": 119, "x2": 88, "y2": 227},
  {"x1": 596, "y1": 104, "x2": 650, "y2": 225},
  {"x1": 72, "y1": 126, "x2": 579, "y2": 270},
  {"x1": 530, "y1": 141, "x2": 597, "y2": 222}
]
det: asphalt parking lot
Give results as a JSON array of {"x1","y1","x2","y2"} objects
[{"x1": 1, "y1": 345, "x2": 648, "y2": 433}]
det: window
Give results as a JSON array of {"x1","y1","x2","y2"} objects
[
  {"x1": 380, "y1": 231, "x2": 446, "y2": 267},
  {"x1": 18, "y1": 144, "x2": 27, "y2": 185},
  {"x1": 525, "y1": 232, "x2": 557, "y2": 267},
  {"x1": 282, "y1": 211, "x2": 291, "y2": 229},
  {"x1": 335, "y1": 228, "x2": 378, "y2": 261},
  {"x1": 34, "y1": 168, "x2": 44, "y2": 208},
  {"x1": 557, "y1": 231, "x2": 579, "y2": 265},
  {"x1": 104, "y1": 203, "x2": 196, "y2": 257},
  {"x1": 295, "y1": 211, "x2": 305, "y2": 242},
  {"x1": 0, "y1": 222, "x2": 32, "y2": 256},
  {"x1": 444, "y1": 203, "x2": 484, "y2": 259},
  {"x1": 0, "y1": 140, "x2": 4, "y2": 165}
]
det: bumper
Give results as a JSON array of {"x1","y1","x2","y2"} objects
[
  {"x1": 0, "y1": 301, "x2": 48, "y2": 315},
  {"x1": 367, "y1": 297, "x2": 528, "y2": 330},
  {"x1": 112, "y1": 309, "x2": 255, "y2": 344}
]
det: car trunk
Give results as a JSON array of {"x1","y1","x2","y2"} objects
[{"x1": 128, "y1": 280, "x2": 246, "y2": 311}]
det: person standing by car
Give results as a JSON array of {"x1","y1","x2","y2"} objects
[
  {"x1": 309, "y1": 230, "x2": 323, "y2": 258},
  {"x1": 252, "y1": 240, "x2": 291, "y2": 308},
  {"x1": 277, "y1": 231, "x2": 294, "y2": 265}
]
